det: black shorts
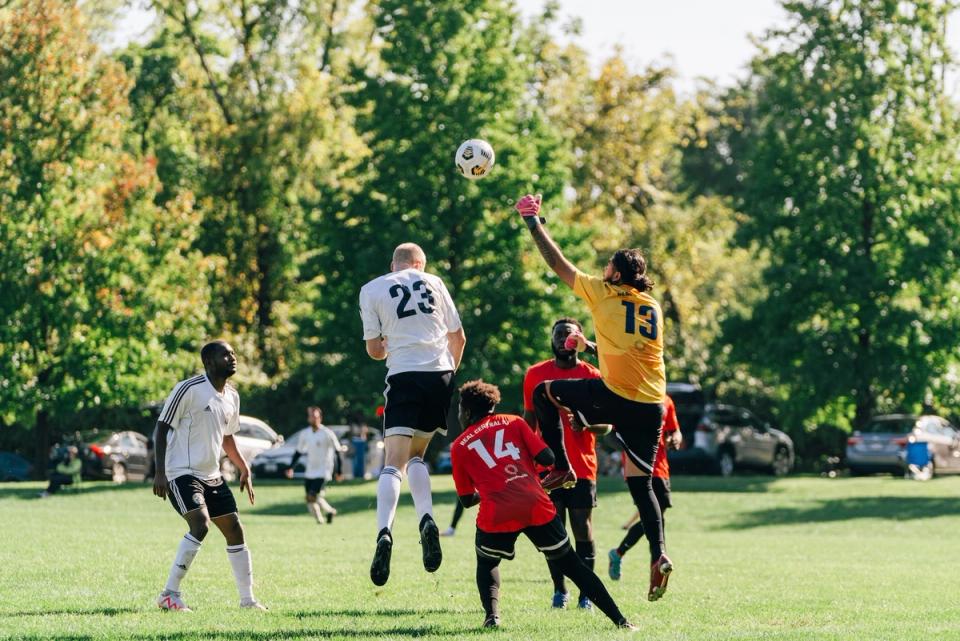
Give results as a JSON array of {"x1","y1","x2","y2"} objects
[
  {"x1": 548, "y1": 478, "x2": 597, "y2": 510},
  {"x1": 382, "y1": 370, "x2": 454, "y2": 437},
  {"x1": 168, "y1": 475, "x2": 237, "y2": 518},
  {"x1": 546, "y1": 378, "x2": 663, "y2": 475},
  {"x1": 475, "y1": 516, "x2": 571, "y2": 562},
  {"x1": 653, "y1": 476, "x2": 672, "y2": 510},
  {"x1": 304, "y1": 477, "x2": 326, "y2": 496}
]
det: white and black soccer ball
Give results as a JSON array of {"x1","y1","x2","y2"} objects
[{"x1": 455, "y1": 139, "x2": 495, "y2": 180}]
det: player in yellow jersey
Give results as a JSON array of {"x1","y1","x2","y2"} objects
[{"x1": 515, "y1": 193, "x2": 672, "y2": 603}]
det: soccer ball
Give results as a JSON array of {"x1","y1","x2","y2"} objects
[{"x1": 455, "y1": 139, "x2": 495, "y2": 180}]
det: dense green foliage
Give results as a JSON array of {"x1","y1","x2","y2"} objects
[{"x1": 2, "y1": 0, "x2": 960, "y2": 469}]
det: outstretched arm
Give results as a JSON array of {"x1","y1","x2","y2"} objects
[{"x1": 516, "y1": 194, "x2": 577, "y2": 288}]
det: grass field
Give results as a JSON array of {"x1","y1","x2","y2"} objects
[{"x1": 3, "y1": 473, "x2": 960, "y2": 640}]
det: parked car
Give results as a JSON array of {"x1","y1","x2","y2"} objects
[
  {"x1": 666, "y1": 388, "x2": 795, "y2": 476},
  {"x1": 846, "y1": 414, "x2": 960, "y2": 477},
  {"x1": 251, "y1": 425, "x2": 383, "y2": 480},
  {"x1": 83, "y1": 430, "x2": 151, "y2": 482},
  {"x1": 220, "y1": 416, "x2": 284, "y2": 481},
  {"x1": 0, "y1": 451, "x2": 33, "y2": 481}
]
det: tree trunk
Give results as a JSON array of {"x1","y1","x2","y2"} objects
[{"x1": 34, "y1": 408, "x2": 50, "y2": 481}]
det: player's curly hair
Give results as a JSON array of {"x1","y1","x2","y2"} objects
[
  {"x1": 459, "y1": 379, "x2": 501, "y2": 418},
  {"x1": 611, "y1": 248, "x2": 654, "y2": 292},
  {"x1": 552, "y1": 317, "x2": 583, "y2": 332}
]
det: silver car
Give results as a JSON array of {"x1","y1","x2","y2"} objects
[
  {"x1": 846, "y1": 414, "x2": 960, "y2": 477},
  {"x1": 690, "y1": 404, "x2": 795, "y2": 477}
]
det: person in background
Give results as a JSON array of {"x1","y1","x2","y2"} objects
[
  {"x1": 39, "y1": 446, "x2": 82, "y2": 497},
  {"x1": 287, "y1": 406, "x2": 342, "y2": 524},
  {"x1": 351, "y1": 418, "x2": 370, "y2": 480}
]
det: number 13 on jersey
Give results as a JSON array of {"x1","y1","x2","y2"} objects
[
  {"x1": 621, "y1": 301, "x2": 658, "y2": 340},
  {"x1": 467, "y1": 429, "x2": 521, "y2": 469}
]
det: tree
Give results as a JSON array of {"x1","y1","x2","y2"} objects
[
  {"x1": 0, "y1": 0, "x2": 211, "y2": 473},
  {"x1": 723, "y1": 0, "x2": 960, "y2": 428},
  {"x1": 295, "y1": 0, "x2": 578, "y2": 417}
]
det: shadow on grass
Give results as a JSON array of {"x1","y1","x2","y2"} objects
[
  {"x1": 0, "y1": 481, "x2": 151, "y2": 500},
  {"x1": 593, "y1": 474, "x2": 778, "y2": 496},
  {"x1": 13, "y1": 625, "x2": 490, "y2": 640},
  {"x1": 293, "y1": 607, "x2": 462, "y2": 618},
  {"x1": 250, "y1": 489, "x2": 464, "y2": 518},
  {"x1": 0, "y1": 607, "x2": 137, "y2": 617},
  {"x1": 724, "y1": 496, "x2": 960, "y2": 529}
]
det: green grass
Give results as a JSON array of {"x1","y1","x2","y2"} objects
[{"x1": 3, "y1": 473, "x2": 960, "y2": 640}]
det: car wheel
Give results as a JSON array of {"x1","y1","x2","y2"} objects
[
  {"x1": 771, "y1": 447, "x2": 791, "y2": 476},
  {"x1": 111, "y1": 463, "x2": 128, "y2": 484},
  {"x1": 718, "y1": 450, "x2": 736, "y2": 477},
  {"x1": 220, "y1": 458, "x2": 237, "y2": 482}
]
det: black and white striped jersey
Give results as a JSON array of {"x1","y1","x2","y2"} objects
[{"x1": 159, "y1": 374, "x2": 240, "y2": 481}]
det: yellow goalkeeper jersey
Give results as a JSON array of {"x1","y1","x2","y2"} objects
[{"x1": 573, "y1": 271, "x2": 666, "y2": 403}]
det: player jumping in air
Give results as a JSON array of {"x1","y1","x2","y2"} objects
[
  {"x1": 359, "y1": 243, "x2": 466, "y2": 586},
  {"x1": 515, "y1": 193, "x2": 673, "y2": 602},
  {"x1": 152, "y1": 340, "x2": 266, "y2": 611},
  {"x1": 451, "y1": 380, "x2": 637, "y2": 630},
  {"x1": 522, "y1": 317, "x2": 603, "y2": 610}
]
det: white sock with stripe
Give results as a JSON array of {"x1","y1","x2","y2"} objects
[
  {"x1": 226, "y1": 544, "x2": 254, "y2": 602},
  {"x1": 164, "y1": 533, "x2": 201, "y2": 593},
  {"x1": 376, "y1": 466, "x2": 403, "y2": 532},
  {"x1": 407, "y1": 457, "x2": 433, "y2": 522}
]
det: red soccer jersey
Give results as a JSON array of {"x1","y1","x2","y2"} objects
[
  {"x1": 451, "y1": 413, "x2": 558, "y2": 533},
  {"x1": 523, "y1": 359, "x2": 602, "y2": 480},
  {"x1": 652, "y1": 395, "x2": 679, "y2": 479}
]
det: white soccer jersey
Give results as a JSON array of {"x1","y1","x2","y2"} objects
[
  {"x1": 359, "y1": 267, "x2": 462, "y2": 376},
  {"x1": 159, "y1": 374, "x2": 240, "y2": 481},
  {"x1": 296, "y1": 425, "x2": 341, "y2": 480}
]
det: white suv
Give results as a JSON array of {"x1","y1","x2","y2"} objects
[{"x1": 220, "y1": 416, "x2": 283, "y2": 480}]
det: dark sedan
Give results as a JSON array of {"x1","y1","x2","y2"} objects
[
  {"x1": 83, "y1": 430, "x2": 151, "y2": 482},
  {"x1": 0, "y1": 451, "x2": 33, "y2": 481}
]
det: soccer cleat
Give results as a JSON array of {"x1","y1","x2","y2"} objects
[
  {"x1": 551, "y1": 591, "x2": 570, "y2": 609},
  {"x1": 325, "y1": 511, "x2": 335, "y2": 524},
  {"x1": 540, "y1": 469, "x2": 577, "y2": 493},
  {"x1": 440, "y1": 527, "x2": 456, "y2": 537},
  {"x1": 618, "y1": 620, "x2": 639, "y2": 631},
  {"x1": 482, "y1": 613, "x2": 501, "y2": 628},
  {"x1": 577, "y1": 596, "x2": 592, "y2": 611},
  {"x1": 648, "y1": 554, "x2": 673, "y2": 602},
  {"x1": 419, "y1": 514, "x2": 443, "y2": 573},
  {"x1": 608, "y1": 548, "x2": 622, "y2": 581},
  {"x1": 156, "y1": 590, "x2": 192, "y2": 612},
  {"x1": 370, "y1": 528, "x2": 393, "y2": 586},
  {"x1": 239, "y1": 599, "x2": 268, "y2": 611}
]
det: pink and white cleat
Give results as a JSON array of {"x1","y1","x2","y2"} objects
[{"x1": 156, "y1": 590, "x2": 192, "y2": 612}]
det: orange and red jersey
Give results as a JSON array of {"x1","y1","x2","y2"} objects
[
  {"x1": 652, "y1": 394, "x2": 679, "y2": 479},
  {"x1": 451, "y1": 413, "x2": 557, "y2": 533},
  {"x1": 523, "y1": 359, "x2": 602, "y2": 480}
]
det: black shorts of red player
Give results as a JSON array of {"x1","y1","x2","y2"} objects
[
  {"x1": 545, "y1": 378, "x2": 664, "y2": 475},
  {"x1": 547, "y1": 478, "x2": 597, "y2": 510},
  {"x1": 167, "y1": 475, "x2": 238, "y2": 518},
  {"x1": 382, "y1": 371, "x2": 455, "y2": 438},
  {"x1": 474, "y1": 516, "x2": 571, "y2": 562}
]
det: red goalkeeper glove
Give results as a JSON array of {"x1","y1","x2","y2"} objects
[{"x1": 515, "y1": 193, "x2": 544, "y2": 229}]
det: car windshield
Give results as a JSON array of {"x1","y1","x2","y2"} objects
[{"x1": 861, "y1": 418, "x2": 915, "y2": 434}]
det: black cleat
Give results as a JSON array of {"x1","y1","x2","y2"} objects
[
  {"x1": 483, "y1": 613, "x2": 501, "y2": 628},
  {"x1": 370, "y1": 528, "x2": 393, "y2": 586},
  {"x1": 419, "y1": 514, "x2": 443, "y2": 573}
]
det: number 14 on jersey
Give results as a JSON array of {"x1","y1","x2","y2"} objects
[{"x1": 467, "y1": 429, "x2": 521, "y2": 469}]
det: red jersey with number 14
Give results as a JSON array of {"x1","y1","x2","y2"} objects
[{"x1": 451, "y1": 414, "x2": 557, "y2": 533}]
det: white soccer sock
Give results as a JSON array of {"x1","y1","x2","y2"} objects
[
  {"x1": 407, "y1": 457, "x2": 433, "y2": 522},
  {"x1": 164, "y1": 533, "x2": 201, "y2": 593},
  {"x1": 226, "y1": 544, "x2": 254, "y2": 602},
  {"x1": 317, "y1": 496, "x2": 336, "y2": 515},
  {"x1": 376, "y1": 466, "x2": 403, "y2": 532},
  {"x1": 307, "y1": 501, "x2": 323, "y2": 522}
]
